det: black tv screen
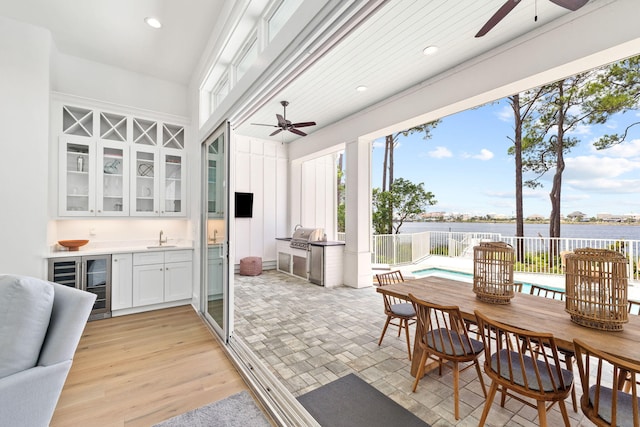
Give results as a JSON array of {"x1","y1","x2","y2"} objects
[{"x1": 235, "y1": 192, "x2": 253, "y2": 218}]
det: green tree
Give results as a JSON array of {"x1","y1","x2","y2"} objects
[
  {"x1": 591, "y1": 55, "x2": 640, "y2": 149},
  {"x1": 521, "y1": 59, "x2": 639, "y2": 239},
  {"x1": 380, "y1": 121, "x2": 440, "y2": 233},
  {"x1": 372, "y1": 178, "x2": 436, "y2": 235},
  {"x1": 507, "y1": 89, "x2": 545, "y2": 261}
]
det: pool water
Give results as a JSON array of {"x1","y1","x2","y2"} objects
[{"x1": 410, "y1": 267, "x2": 564, "y2": 296}]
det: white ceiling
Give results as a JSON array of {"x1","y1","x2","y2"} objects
[
  {"x1": 0, "y1": 0, "x2": 618, "y2": 143},
  {"x1": 233, "y1": 0, "x2": 602, "y2": 142},
  {"x1": 0, "y1": 0, "x2": 224, "y2": 85}
]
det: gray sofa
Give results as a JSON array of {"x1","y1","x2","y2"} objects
[{"x1": 0, "y1": 275, "x2": 96, "y2": 427}]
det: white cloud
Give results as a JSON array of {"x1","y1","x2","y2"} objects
[
  {"x1": 473, "y1": 149, "x2": 494, "y2": 160},
  {"x1": 566, "y1": 178, "x2": 640, "y2": 194},
  {"x1": 590, "y1": 138, "x2": 640, "y2": 159},
  {"x1": 428, "y1": 146, "x2": 453, "y2": 159},
  {"x1": 461, "y1": 149, "x2": 494, "y2": 160},
  {"x1": 372, "y1": 140, "x2": 385, "y2": 149},
  {"x1": 565, "y1": 155, "x2": 640, "y2": 180}
]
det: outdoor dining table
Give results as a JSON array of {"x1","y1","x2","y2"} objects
[{"x1": 376, "y1": 276, "x2": 640, "y2": 377}]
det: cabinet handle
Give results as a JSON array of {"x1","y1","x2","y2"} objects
[
  {"x1": 90, "y1": 209, "x2": 94, "y2": 213},
  {"x1": 114, "y1": 259, "x2": 118, "y2": 262}
]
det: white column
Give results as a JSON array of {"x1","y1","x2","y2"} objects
[{"x1": 343, "y1": 138, "x2": 372, "y2": 288}]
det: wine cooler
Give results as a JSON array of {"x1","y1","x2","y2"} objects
[{"x1": 48, "y1": 255, "x2": 112, "y2": 320}]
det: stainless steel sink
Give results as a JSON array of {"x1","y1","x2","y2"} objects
[{"x1": 146, "y1": 245, "x2": 177, "y2": 249}]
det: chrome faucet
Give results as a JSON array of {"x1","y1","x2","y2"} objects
[{"x1": 159, "y1": 230, "x2": 167, "y2": 246}]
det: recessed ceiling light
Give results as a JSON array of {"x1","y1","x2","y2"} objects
[
  {"x1": 423, "y1": 45, "x2": 438, "y2": 55},
  {"x1": 145, "y1": 17, "x2": 162, "y2": 29},
  {"x1": 356, "y1": 86, "x2": 368, "y2": 92}
]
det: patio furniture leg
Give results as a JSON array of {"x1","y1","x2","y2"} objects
[
  {"x1": 404, "y1": 319, "x2": 412, "y2": 361},
  {"x1": 453, "y1": 361, "x2": 460, "y2": 419},
  {"x1": 474, "y1": 359, "x2": 487, "y2": 398},
  {"x1": 558, "y1": 399, "x2": 571, "y2": 427},
  {"x1": 378, "y1": 316, "x2": 391, "y2": 346},
  {"x1": 537, "y1": 401, "x2": 547, "y2": 427},
  {"x1": 478, "y1": 381, "x2": 499, "y2": 427},
  {"x1": 411, "y1": 349, "x2": 429, "y2": 392}
]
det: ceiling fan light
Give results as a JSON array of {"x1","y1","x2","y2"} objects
[
  {"x1": 145, "y1": 17, "x2": 162, "y2": 29},
  {"x1": 356, "y1": 85, "x2": 368, "y2": 92},
  {"x1": 423, "y1": 45, "x2": 439, "y2": 55}
]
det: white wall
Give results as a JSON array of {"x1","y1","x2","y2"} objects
[
  {"x1": 298, "y1": 155, "x2": 338, "y2": 239},
  {"x1": 0, "y1": 17, "x2": 51, "y2": 277},
  {"x1": 52, "y1": 52, "x2": 189, "y2": 118},
  {"x1": 232, "y1": 134, "x2": 287, "y2": 264}
]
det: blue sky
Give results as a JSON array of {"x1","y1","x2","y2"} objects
[{"x1": 371, "y1": 99, "x2": 640, "y2": 218}]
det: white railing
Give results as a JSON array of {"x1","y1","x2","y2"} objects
[{"x1": 359, "y1": 231, "x2": 640, "y2": 280}]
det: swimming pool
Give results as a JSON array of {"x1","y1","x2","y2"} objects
[{"x1": 410, "y1": 267, "x2": 564, "y2": 296}]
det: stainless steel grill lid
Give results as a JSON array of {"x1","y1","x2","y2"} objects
[{"x1": 290, "y1": 227, "x2": 324, "y2": 250}]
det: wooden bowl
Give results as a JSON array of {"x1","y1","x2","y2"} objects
[{"x1": 58, "y1": 240, "x2": 89, "y2": 251}]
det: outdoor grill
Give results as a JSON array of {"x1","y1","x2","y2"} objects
[{"x1": 290, "y1": 227, "x2": 324, "y2": 250}]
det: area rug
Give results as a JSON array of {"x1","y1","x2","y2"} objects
[
  {"x1": 297, "y1": 373, "x2": 430, "y2": 427},
  {"x1": 153, "y1": 391, "x2": 271, "y2": 427}
]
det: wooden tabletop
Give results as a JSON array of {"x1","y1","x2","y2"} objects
[{"x1": 377, "y1": 276, "x2": 640, "y2": 364}]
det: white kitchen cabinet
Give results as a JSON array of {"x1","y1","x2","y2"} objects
[
  {"x1": 111, "y1": 253, "x2": 133, "y2": 310},
  {"x1": 59, "y1": 136, "x2": 129, "y2": 216},
  {"x1": 164, "y1": 260, "x2": 192, "y2": 301},
  {"x1": 57, "y1": 102, "x2": 186, "y2": 218},
  {"x1": 131, "y1": 146, "x2": 186, "y2": 217},
  {"x1": 132, "y1": 250, "x2": 192, "y2": 307},
  {"x1": 133, "y1": 263, "x2": 165, "y2": 306}
]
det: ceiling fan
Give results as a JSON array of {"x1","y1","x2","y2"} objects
[
  {"x1": 251, "y1": 101, "x2": 316, "y2": 137},
  {"x1": 475, "y1": 0, "x2": 589, "y2": 38}
]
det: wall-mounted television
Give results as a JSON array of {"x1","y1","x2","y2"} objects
[{"x1": 235, "y1": 192, "x2": 253, "y2": 218}]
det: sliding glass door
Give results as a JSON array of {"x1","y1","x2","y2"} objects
[{"x1": 202, "y1": 122, "x2": 228, "y2": 339}]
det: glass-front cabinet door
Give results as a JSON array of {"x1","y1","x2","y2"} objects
[
  {"x1": 59, "y1": 136, "x2": 96, "y2": 216},
  {"x1": 161, "y1": 149, "x2": 186, "y2": 216},
  {"x1": 97, "y1": 141, "x2": 128, "y2": 215},
  {"x1": 131, "y1": 146, "x2": 159, "y2": 216}
]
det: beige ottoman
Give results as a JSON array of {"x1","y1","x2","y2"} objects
[{"x1": 239, "y1": 256, "x2": 262, "y2": 276}]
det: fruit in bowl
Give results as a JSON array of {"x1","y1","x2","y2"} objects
[{"x1": 58, "y1": 240, "x2": 89, "y2": 251}]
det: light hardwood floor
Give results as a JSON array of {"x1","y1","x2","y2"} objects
[{"x1": 51, "y1": 305, "x2": 250, "y2": 427}]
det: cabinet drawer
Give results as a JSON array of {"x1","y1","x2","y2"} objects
[
  {"x1": 133, "y1": 251, "x2": 165, "y2": 266},
  {"x1": 165, "y1": 250, "x2": 192, "y2": 263}
]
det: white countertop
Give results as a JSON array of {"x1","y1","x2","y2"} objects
[{"x1": 47, "y1": 240, "x2": 194, "y2": 258}]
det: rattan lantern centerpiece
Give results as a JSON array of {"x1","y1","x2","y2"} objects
[
  {"x1": 473, "y1": 241, "x2": 516, "y2": 304},
  {"x1": 565, "y1": 248, "x2": 629, "y2": 331}
]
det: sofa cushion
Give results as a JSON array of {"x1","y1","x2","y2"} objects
[{"x1": 0, "y1": 275, "x2": 55, "y2": 378}]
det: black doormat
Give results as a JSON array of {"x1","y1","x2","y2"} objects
[{"x1": 297, "y1": 373, "x2": 430, "y2": 427}]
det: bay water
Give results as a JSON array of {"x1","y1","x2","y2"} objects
[{"x1": 399, "y1": 221, "x2": 640, "y2": 240}]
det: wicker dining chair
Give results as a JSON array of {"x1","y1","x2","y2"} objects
[
  {"x1": 375, "y1": 270, "x2": 415, "y2": 360},
  {"x1": 529, "y1": 284, "x2": 565, "y2": 300},
  {"x1": 528, "y1": 284, "x2": 578, "y2": 412},
  {"x1": 474, "y1": 310, "x2": 574, "y2": 427},
  {"x1": 409, "y1": 293, "x2": 486, "y2": 420},
  {"x1": 573, "y1": 338, "x2": 640, "y2": 427}
]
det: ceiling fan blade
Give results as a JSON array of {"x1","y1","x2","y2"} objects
[
  {"x1": 291, "y1": 121, "x2": 316, "y2": 128},
  {"x1": 251, "y1": 123, "x2": 278, "y2": 127},
  {"x1": 289, "y1": 128, "x2": 307, "y2": 137},
  {"x1": 276, "y1": 114, "x2": 287, "y2": 127},
  {"x1": 475, "y1": 0, "x2": 522, "y2": 38},
  {"x1": 549, "y1": 0, "x2": 588, "y2": 11},
  {"x1": 269, "y1": 129, "x2": 283, "y2": 136}
]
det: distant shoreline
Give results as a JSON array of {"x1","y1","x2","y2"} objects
[{"x1": 411, "y1": 220, "x2": 640, "y2": 226}]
